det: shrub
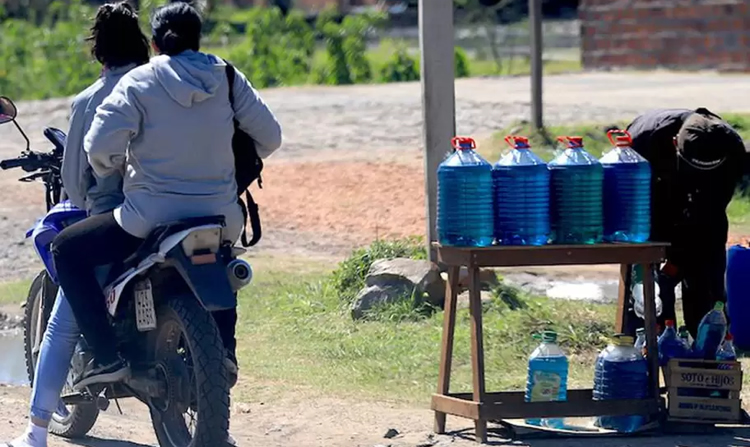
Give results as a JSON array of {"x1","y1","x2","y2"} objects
[
  {"x1": 377, "y1": 45, "x2": 473, "y2": 83},
  {"x1": 378, "y1": 46, "x2": 419, "y2": 83},
  {"x1": 454, "y1": 46, "x2": 471, "y2": 78},
  {"x1": 330, "y1": 237, "x2": 427, "y2": 305},
  {"x1": 315, "y1": 9, "x2": 382, "y2": 85},
  {"x1": 226, "y1": 7, "x2": 315, "y2": 88},
  {"x1": 0, "y1": 13, "x2": 100, "y2": 100}
]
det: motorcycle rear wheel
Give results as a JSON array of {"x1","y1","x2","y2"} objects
[
  {"x1": 150, "y1": 296, "x2": 230, "y2": 447},
  {"x1": 24, "y1": 271, "x2": 100, "y2": 438}
]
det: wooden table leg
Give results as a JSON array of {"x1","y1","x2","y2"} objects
[
  {"x1": 615, "y1": 264, "x2": 633, "y2": 334},
  {"x1": 435, "y1": 266, "x2": 460, "y2": 434},
  {"x1": 641, "y1": 263, "x2": 660, "y2": 398},
  {"x1": 468, "y1": 266, "x2": 488, "y2": 443}
]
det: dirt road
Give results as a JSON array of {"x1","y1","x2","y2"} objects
[
  {"x1": 1, "y1": 386, "x2": 749, "y2": 447},
  {"x1": 2, "y1": 72, "x2": 750, "y2": 282}
]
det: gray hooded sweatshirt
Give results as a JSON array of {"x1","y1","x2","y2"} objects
[
  {"x1": 62, "y1": 64, "x2": 134, "y2": 215},
  {"x1": 84, "y1": 51, "x2": 282, "y2": 241}
]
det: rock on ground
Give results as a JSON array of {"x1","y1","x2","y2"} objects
[{"x1": 351, "y1": 258, "x2": 445, "y2": 319}]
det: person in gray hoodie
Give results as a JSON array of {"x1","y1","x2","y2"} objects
[
  {"x1": 50, "y1": 2, "x2": 282, "y2": 389},
  {"x1": 3, "y1": 5, "x2": 151, "y2": 447}
]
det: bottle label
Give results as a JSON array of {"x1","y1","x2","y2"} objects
[{"x1": 530, "y1": 371, "x2": 562, "y2": 402}]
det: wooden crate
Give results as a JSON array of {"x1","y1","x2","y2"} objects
[{"x1": 665, "y1": 358, "x2": 743, "y2": 423}]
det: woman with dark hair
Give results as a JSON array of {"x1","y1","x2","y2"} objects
[
  {"x1": 51, "y1": 0, "x2": 282, "y2": 392},
  {"x1": 1, "y1": 4, "x2": 150, "y2": 447}
]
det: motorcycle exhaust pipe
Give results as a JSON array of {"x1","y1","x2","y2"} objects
[{"x1": 227, "y1": 259, "x2": 253, "y2": 292}]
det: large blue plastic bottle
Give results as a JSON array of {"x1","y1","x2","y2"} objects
[
  {"x1": 727, "y1": 245, "x2": 750, "y2": 350},
  {"x1": 548, "y1": 136, "x2": 603, "y2": 244},
  {"x1": 599, "y1": 130, "x2": 651, "y2": 243},
  {"x1": 493, "y1": 135, "x2": 550, "y2": 246},
  {"x1": 695, "y1": 302, "x2": 728, "y2": 359},
  {"x1": 525, "y1": 331, "x2": 568, "y2": 428},
  {"x1": 593, "y1": 335, "x2": 649, "y2": 433},
  {"x1": 436, "y1": 137, "x2": 494, "y2": 247}
]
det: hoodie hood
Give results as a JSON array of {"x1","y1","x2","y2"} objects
[{"x1": 151, "y1": 51, "x2": 226, "y2": 107}]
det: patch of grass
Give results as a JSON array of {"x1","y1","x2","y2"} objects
[
  {"x1": 0, "y1": 279, "x2": 31, "y2": 308},
  {"x1": 233, "y1": 258, "x2": 614, "y2": 404},
  {"x1": 329, "y1": 237, "x2": 427, "y2": 306},
  {"x1": 723, "y1": 113, "x2": 750, "y2": 142}
]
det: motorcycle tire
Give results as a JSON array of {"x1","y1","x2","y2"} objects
[
  {"x1": 24, "y1": 270, "x2": 100, "y2": 439},
  {"x1": 150, "y1": 296, "x2": 230, "y2": 447}
]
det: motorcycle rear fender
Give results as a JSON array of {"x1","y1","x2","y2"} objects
[{"x1": 104, "y1": 224, "x2": 236, "y2": 316}]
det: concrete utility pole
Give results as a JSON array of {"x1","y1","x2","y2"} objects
[
  {"x1": 419, "y1": 0, "x2": 456, "y2": 262},
  {"x1": 529, "y1": 0, "x2": 543, "y2": 129}
]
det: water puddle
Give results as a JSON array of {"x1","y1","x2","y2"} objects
[
  {"x1": 0, "y1": 329, "x2": 29, "y2": 386},
  {"x1": 504, "y1": 272, "x2": 682, "y2": 304}
]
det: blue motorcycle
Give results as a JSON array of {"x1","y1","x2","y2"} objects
[{"x1": 0, "y1": 96, "x2": 252, "y2": 447}]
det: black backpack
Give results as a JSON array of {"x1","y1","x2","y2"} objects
[{"x1": 225, "y1": 62, "x2": 263, "y2": 247}]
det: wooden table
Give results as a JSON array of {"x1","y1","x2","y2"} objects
[{"x1": 432, "y1": 243, "x2": 669, "y2": 443}]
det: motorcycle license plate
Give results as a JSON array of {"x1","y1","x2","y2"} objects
[{"x1": 134, "y1": 279, "x2": 157, "y2": 332}]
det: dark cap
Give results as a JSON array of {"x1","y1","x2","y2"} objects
[{"x1": 676, "y1": 108, "x2": 740, "y2": 171}]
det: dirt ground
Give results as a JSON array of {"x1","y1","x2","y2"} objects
[
  {"x1": 1, "y1": 386, "x2": 750, "y2": 447},
  {"x1": 2, "y1": 72, "x2": 750, "y2": 445}
]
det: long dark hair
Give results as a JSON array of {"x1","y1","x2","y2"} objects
[
  {"x1": 87, "y1": 2, "x2": 150, "y2": 68},
  {"x1": 151, "y1": 2, "x2": 202, "y2": 56}
]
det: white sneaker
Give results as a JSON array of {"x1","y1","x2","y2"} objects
[{"x1": 227, "y1": 433, "x2": 237, "y2": 446}]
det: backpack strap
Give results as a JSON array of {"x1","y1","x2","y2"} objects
[
  {"x1": 239, "y1": 191, "x2": 262, "y2": 247},
  {"x1": 225, "y1": 61, "x2": 262, "y2": 247}
]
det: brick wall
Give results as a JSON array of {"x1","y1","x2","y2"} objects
[{"x1": 580, "y1": 0, "x2": 750, "y2": 72}]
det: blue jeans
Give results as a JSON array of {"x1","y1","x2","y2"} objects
[{"x1": 29, "y1": 288, "x2": 80, "y2": 423}]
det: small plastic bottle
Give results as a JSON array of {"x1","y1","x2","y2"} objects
[
  {"x1": 678, "y1": 326, "x2": 694, "y2": 358},
  {"x1": 717, "y1": 333, "x2": 737, "y2": 362},
  {"x1": 658, "y1": 320, "x2": 687, "y2": 366},
  {"x1": 695, "y1": 302, "x2": 728, "y2": 360},
  {"x1": 525, "y1": 331, "x2": 569, "y2": 428},
  {"x1": 634, "y1": 328, "x2": 646, "y2": 357}
]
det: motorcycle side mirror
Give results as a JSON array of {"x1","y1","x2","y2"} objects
[{"x1": 0, "y1": 97, "x2": 18, "y2": 124}]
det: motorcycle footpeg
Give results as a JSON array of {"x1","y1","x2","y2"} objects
[
  {"x1": 95, "y1": 395, "x2": 110, "y2": 411},
  {"x1": 61, "y1": 392, "x2": 94, "y2": 406}
]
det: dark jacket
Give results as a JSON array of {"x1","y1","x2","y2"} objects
[{"x1": 626, "y1": 109, "x2": 745, "y2": 256}]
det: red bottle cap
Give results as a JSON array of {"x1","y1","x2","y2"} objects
[
  {"x1": 607, "y1": 129, "x2": 633, "y2": 147},
  {"x1": 557, "y1": 136, "x2": 584, "y2": 148},
  {"x1": 504, "y1": 135, "x2": 530, "y2": 149},
  {"x1": 726, "y1": 333, "x2": 734, "y2": 341},
  {"x1": 452, "y1": 136, "x2": 476, "y2": 151},
  {"x1": 665, "y1": 320, "x2": 675, "y2": 327}
]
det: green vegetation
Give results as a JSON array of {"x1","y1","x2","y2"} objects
[
  {"x1": 0, "y1": 2, "x2": 582, "y2": 100},
  {"x1": 0, "y1": 279, "x2": 30, "y2": 307},
  {"x1": 233, "y1": 248, "x2": 614, "y2": 403}
]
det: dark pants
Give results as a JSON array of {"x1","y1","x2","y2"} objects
[
  {"x1": 52, "y1": 212, "x2": 143, "y2": 364},
  {"x1": 52, "y1": 212, "x2": 237, "y2": 363},
  {"x1": 657, "y1": 244, "x2": 728, "y2": 337}
]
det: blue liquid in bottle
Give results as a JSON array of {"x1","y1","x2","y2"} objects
[
  {"x1": 600, "y1": 130, "x2": 651, "y2": 243},
  {"x1": 658, "y1": 320, "x2": 687, "y2": 366},
  {"x1": 525, "y1": 331, "x2": 568, "y2": 428},
  {"x1": 437, "y1": 137, "x2": 494, "y2": 247},
  {"x1": 695, "y1": 302, "x2": 728, "y2": 360},
  {"x1": 548, "y1": 136, "x2": 603, "y2": 244},
  {"x1": 493, "y1": 135, "x2": 550, "y2": 246},
  {"x1": 594, "y1": 335, "x2": 649, "y2": 433}
]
